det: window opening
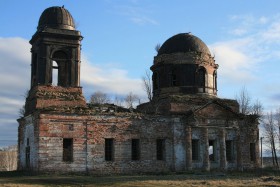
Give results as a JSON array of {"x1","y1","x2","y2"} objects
[
  {"x1": 27, "y1": 138, "x2": 30, "y2": 146},
  {"x1": 153, "y1": 72, "x2": 159, "y2": 90},
  {"x1": 156, "y1": 139, "x2": 165, "y2": 160},
  {"x1": 169, "y1": 69, "x2": 177, "y2": 87},
  {"x1": 226, "y1": 140, "x2": 234, "y2": 161},
  {"x1": 63, "y1": 138, "x2": 73, "y2": 162},
  {"x1": 198, "y1": 68, "x2": 206, "y2": 92},
  {"x1": 192, "y1": 139, "x2": 199, "y2": 161},
  {"x1": 105, "y1": 138, "x2": 114, "y2": 161},
  {"x1": 250, "y1": 143, "x2": 256, "y2": 162},
  {"x1": 172, "y1": 74, "x2": 177, "y2": 86},
  {"x1": 131, "y1": 139, "x2": 140, "y2": 160},
  {"x1": 209, "y1": 140, "x2": 215, "y2": 161},
  {"x1": 52, "y1": 61, "x2": 59, "y2": 86},
  {"x1": 32, "y1": 53, "x2": 37, "y2": 86},
  {"x1": 52, "y1": 50, "x2": 68, "y2": 87},
  {"x1": 170, "y1": 70, "x2": 177, "y2": 86},
  {"x1": 213, "y1": 71, "x2": 217, "y2": 90}
]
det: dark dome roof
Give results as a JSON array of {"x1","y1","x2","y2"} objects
[
  {"x1": 38, "y1": 6, "x2": 75, "y2": 30},
  {"x1": 158, "y1": 33, "x2": 210, "y2": 55}
]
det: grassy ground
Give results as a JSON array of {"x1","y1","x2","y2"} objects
[{"x1": 0, "y1": 170, "x2": 280, "y2": 187}]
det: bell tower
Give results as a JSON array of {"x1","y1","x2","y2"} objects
[
  {"x1": 25, "y1": 6, "x2": 86, "y2": 115},
  {"x1": 30, "y1": 6, "x2": 82, "y2": 88}
]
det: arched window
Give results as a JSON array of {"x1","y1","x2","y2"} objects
[
  {"x1": 31, "y1": 53, "x2": 38, "y2": 86},
  {"x1": 198, "y1": 68, "x2": 206, "y2": 92},
  {"x1": 52, "y1": 50, "x2": 68, "y2": 86},
  {"x1": 213, "y1": 71, "x2": 217, "y2": 90},
  {"x1": 52, "y1": 61, "x2": 59, "y2": 86},
  {"x1": 198, "y1": 68, "x2": 206, "y2": 86},
  {"x1": 153, "y1": 72, "x2": 159, "y2": 90},
  {"x1": 169, "y1": 69, "x2": 177, "y2": 86}
]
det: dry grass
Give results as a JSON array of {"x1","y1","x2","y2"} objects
[{"x1": 0, "y1": 170, "x2": 280, "y2": 187}]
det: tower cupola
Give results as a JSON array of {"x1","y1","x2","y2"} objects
[{"x1": 38, "y1": 6, "x2": 76, "y2": 31}]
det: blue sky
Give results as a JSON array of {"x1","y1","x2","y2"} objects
[{"x1": 1, "y1": 0, "x2": 280, "y2": 146}]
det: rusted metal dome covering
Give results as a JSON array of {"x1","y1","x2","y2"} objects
[
  {"x1": 158, "y1": 33, "x2": 211, "y2": 55},
  {"x1": 37, "y1": 6, "x2": 75, "y2": 30}
]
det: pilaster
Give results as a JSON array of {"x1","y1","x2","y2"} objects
[{"x1": 185, "y1": 126, "x2": 192, "y2": 170}]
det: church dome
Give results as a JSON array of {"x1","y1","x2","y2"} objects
[
  {"x1": 37, "y1": 6, "x2": 75, "y2": 30},
  {"x1": 157, "y1": 33, "x2": 211, "y2": 56}
]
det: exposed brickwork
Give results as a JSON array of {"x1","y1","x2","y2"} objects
[
  {"x1": 25, "y1": 86, "x2": 86, "y2": 115},
  {"x1": 18, "y1": 7, "x2": 260, "y2": 174},
  {"x1": 137, "y1": 94, "x2": 239, "y2": 115},
  {"x1": 18, "y1": 93, "x2": 260, "y2": 174}
]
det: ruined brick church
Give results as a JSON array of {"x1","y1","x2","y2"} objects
[{"x1": 18, "y1": 6, "x2": 260, "y2": 174}]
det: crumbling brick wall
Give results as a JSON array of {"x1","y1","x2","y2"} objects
[
  {"x1": 18, "y1": 97, "x2": 260, "y2": 173},
  {"x1": 239, "y1": 115, "x2": 260, "y2": 169}
]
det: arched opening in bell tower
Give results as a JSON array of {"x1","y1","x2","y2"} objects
[
  {"x1": 51, "y1": 50, "x2": 68, "y2": 87},
  {"x1": 52, "y1": 61, "x2": 59, "y2": 86}
]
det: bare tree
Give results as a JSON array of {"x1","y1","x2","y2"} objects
[
  {"x1": 142, "y1": 70, "x2": 152, "y2": 102},
  {"x1": 263, "y1": 111, "x2": 279, "y2": 168},
  {"x1": 90, "y1": 91, "x2": 110, "y2": 104},
  {"x1": 19, "y1": 105, "x2": 25, "y2": 117},
  {"x1": 18, "y1": 90, "x2": 29, "y2": 117},
  {"x1": 251, "y1": 99, "x2": 263, "y2": 117},
  {"x1": 113, "y1": 95, "x2": 124, "y2": 107},
  {"x1": 276, "y1": 108, "x2": 280, "y2": 150},
  {"x1": 124, "y1": 92, "x2": 139, "y2": 109},
  {"x1": 236, "y1": 87, "x2": 251, "y2": 115},
  {"x1": 155, "y1": 43, "x2": 161, "y2": 53}
]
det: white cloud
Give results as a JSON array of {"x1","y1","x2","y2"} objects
[
  {"x1": 259, "y1": 16, "x2": 268, "y2": 24},
  {"x1": 210, "y1": 39, "x2": 256, "y2": 84},
  {"x1": 114, "y1": 4, "x2": 159, "y2": 26},
  {"x1": 228, "y1": 15, "x2": 270, "y2": 37},
  {"x1": 0, "y1": 37, "x2": 30, "y2": 61},
  {"x1": 230, "y1": 28, "x2": 247, "y2": 36},
  {"x1": 228, "y1": 15, "x2": 254, "y2": 36},
  {"x1": 261, "y1": 22, "x2": 280, "y2": 42},
  {"x1": 210, "y1": 14, "x2": 280, "y2": 111},
  {"x1": 81, "y1": 55, "x2": 144, "y2": 99},
  {"x1": 0, "y1": 37, "x2": 30, "y2": 95},
  {"x1": 210, "y1": 14, "x2": 280, "y2": 85},
  {"x1": 0, "y1": 37, "x2": 30, "y2": 142},
  {"x1": 130, "y1": 16, "x2": 158, "y2": 25}
]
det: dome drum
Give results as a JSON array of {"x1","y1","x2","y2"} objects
[
  {"x1": 153, "y1": 51, "x2": 215, "y2": 67},
  {"x1": 151, "y1": 63, "x2": 218, "y2": 97}
]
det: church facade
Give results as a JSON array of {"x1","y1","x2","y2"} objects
[{"x1": 17, "y1": 6, "x2": 260, "y2": 174}]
